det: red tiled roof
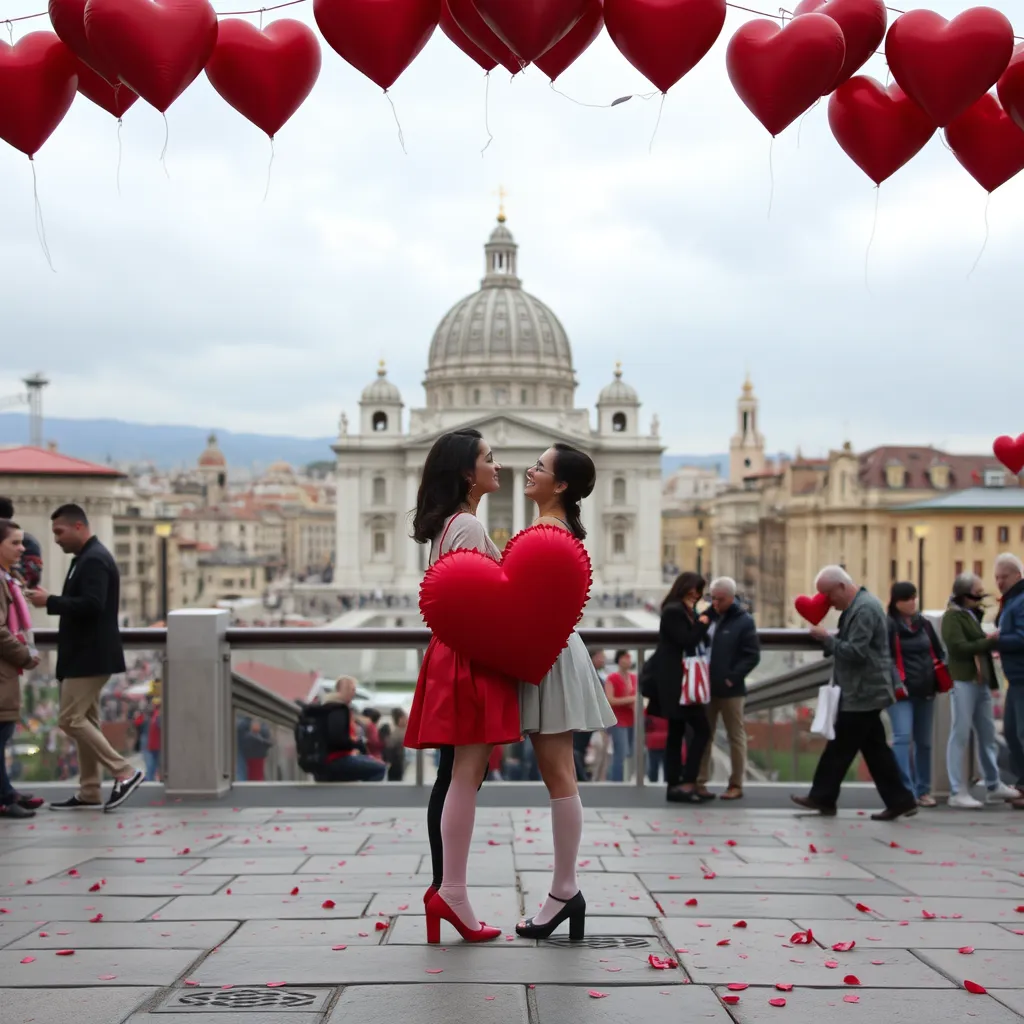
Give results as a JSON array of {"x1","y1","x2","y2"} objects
[
  {"x1": 0, "y1": 446, "x2": 123, "y2": 477},
  {"x1": 234, "y1": 661, "x2": 317, "y2": 703},
  {"x1": 858, "y1": 446, "x2": 1008, "y2": 491}
]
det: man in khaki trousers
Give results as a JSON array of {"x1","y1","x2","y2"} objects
[{"x1": 28, "y1": 504, "x2": 143, "y2": 812}]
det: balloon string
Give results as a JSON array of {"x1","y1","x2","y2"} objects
[
  {"x1": 648, "y1": 92, "x2": 667, "y2": 154},
  {"x1": 548, "y1": 81, "x2": 657, "y2": 109},
  {"x1": 967, "y1": 192, "x2": 991, "y2": 280},
  {"x1": 116, "y1": 117, "x2": 123, "y2": 198},
  {"x1": 864, "y1": 185, "x2": 880, "y2": 293},
  {"x1": 767, "y1": 136, "x2": 775, "y2": 220},
  {"x1": 30, "y1": 158, "x2": 55, "y2": 273},
  {"x1": 160, "y1": 113, "x2": 170, "y2": 177},
  {"x1": 481, "y1": 71, "x2": 493, "y2": 157},
  {"x1": 797, "y1": 97, "x2": 819, "y2": 149},
  {"x1": 263, "y1": 135, "x2": 275, "y2": 202},
  {"x1": 384, "y1": 90, "x2": 407, "y2": 155}
]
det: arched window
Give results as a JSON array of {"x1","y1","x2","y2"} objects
[
  {"x1": 372, "y1": 476, "x2": 386, "y2": 505},
  {"x1": 372, "y1": 411, "x2": 388, "y2": 432},
  {"x1": 612, "y1": 477, "x2": 626, "y2": 504},
  {"x1": 612, "y1": 412, "x2": 627, "y2": 432}
]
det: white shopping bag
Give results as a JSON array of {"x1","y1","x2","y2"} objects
[
  {"x1": 679, "y1": 646, "x2": 711, "y2": 706},
  {"x1": 810, "y1": 681, "x2": 841, "y2": 741}
]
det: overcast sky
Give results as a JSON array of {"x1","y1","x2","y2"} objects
[{"x1": 1, "y1": 0, "x2": 1020, "y2": 457}]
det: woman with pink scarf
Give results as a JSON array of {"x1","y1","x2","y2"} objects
[{"x1": 0, "y1": 518, "x2": 42, "y2": 819}]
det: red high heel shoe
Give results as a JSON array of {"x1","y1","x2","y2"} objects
[
  {"x1": 425, "y1": 891, "x2": 501, "y2": 944},
  {"x1": 423, "y1": 885, "x2": 438, "y2": 907}
]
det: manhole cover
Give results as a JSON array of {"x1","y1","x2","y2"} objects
[
  {"x1": 542, "y1": 935, "x2": 652, "y2": 949},
  {"x1": 158, "y1": 987, "x2": 332, "y2": 1013}
]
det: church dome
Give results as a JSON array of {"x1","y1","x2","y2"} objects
[
  {"x1": 361, "y1": 361, "x2": 402, "y2": 404},
  {"x1": 598, "y1": 364, "x2": 638, "y2": 404},
  {"x1": 198, "y1": 433, "x2": 226, "y2": 468},
  {"x1": 425, "y1": 216, "x2": 575, "y2": 398}
]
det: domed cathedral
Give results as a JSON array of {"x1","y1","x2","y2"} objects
[{"x1": 332, "y1": 210, "x2": 665, "y2": 595}]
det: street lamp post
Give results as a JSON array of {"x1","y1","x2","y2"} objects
[
  {"x1": 154, "y1": 523, "x2": 173, "y2": 624},
  {"x1": 695, "y1": 536, "x2": 706, "y2": 577},
  {"x1": 913, "y1": 524, "x2": 929, "y2": 611}
]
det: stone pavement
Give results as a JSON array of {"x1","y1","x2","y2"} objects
[{"x1": 3, "y1": 798, "x2": 1024, "y2": 1024}]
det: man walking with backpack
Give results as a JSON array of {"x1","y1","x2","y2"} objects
[{"x1": 297, "y1": 677, "x2": 385, "y2": 782}]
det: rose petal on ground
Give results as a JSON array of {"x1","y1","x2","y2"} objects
[
  {"x1": 871, "y1": 960, "x2": 885, "y2": 965},
  {"x1": 855, "y1": 903, "x2": 872, "y2": 913},
  {"x1": 375, "y1": 921, "x2": 388, "y2": 931},
  {"x1": 825, "y1": 960, "x2": 839, "y2": 969},
  {"x1": 587, "y1": 990, "x2": 607, "y2": 998},
  {"x1": 55, "y1": 950, "x2": 75, "y2": 956},
  {"x1": 727, "y1": 983, "x2": 748, "y2": 991},
  {"x1": 809, "y1": 844, "x2": 818, "y2": 853},
  {"x1": 426, "y1": 969, "x2": 444, "y2": 975},
  {"x1": 964, "y1": 980, "x2": 987, "y2": 994},
  {"x1": 20, "y1": 957, "x2": 35, "y2": 964},
  {"x1": 685, "y1": 898, "x2": 698, "y2": 906},
  {"x1": 722, "y1": 995, "x2": 741, "y2": 1005},
  {"x1": 290, "y1": 887, "x2": 299, "y2": 896},
  {"x1": 322, "y1": 900, "x2": 335, "y2": 909},
  {"x1": 88, "y1": 884, "x2": 101, "y2": 893},
  {"x1": 922, "y1": 910, "x2": 936, "y2": 919},
  {"x1": 267, "y1": 981, "x2": 286, "y2": 987},
  {"x1": 959, "y1": 947, "x2": 975, "y2": 955},
  {"x1": 769, "y1": 997, "x2": 787, "y2": 1007},
  {"x1": 89, "y1": 915, "x2": 103, "y2": 923},
  {"x1": 832, "y1": 941, "x2": 856, "y2": 952},
  {"x1": 844, "y1": 994, "x2": 860, "y2": 1003},
  {"x1": 716, "y1": 939, "x2": 731, "y2": 946},
  {"x1": 734, "y1": 920, "x2": 748, "y2": 929},
  {"x1": 776, "y1": 983, "x2": 793, "y2": 991},
  {"x1": 844, "y1": 975, "x2": 861, "y2": 985},
  {"x1": 98, "y1": 974, "x2": 116, "y2": 981}
]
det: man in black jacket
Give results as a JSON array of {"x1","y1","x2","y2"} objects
[
  {"x1": 27, "y1": 504, "x2": 143, "y2": 812},
  {"x1": 697, "y1": 577, "x2": 761, "y2": 800}
]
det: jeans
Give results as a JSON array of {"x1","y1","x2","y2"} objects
[
  {"x1": 886, "y1": 697, "x2": 935, "y2": 798},
  {"x1": 316, "y1": 754, "x2": 387, "y2": 783},
  {"x1": 647, "y1": 749, "x2": 664, "y2": 783},
  {"x1": 236, "y1": 752, "x2": 248, "y2": 781},
  {"x1": 608, "y1": 724, "x2": 634, "y2": 782},
  {"x1": 0, "y1": 721, "x2": 16, "y2": 804},
  {"x1": 143, "y1": 749, "x2": 160, "y2": 782},
  {"x1": 946, "y1": 681, "x2": 1001, "y2": 794}
]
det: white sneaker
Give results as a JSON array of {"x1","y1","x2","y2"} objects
[
  {"x1": 949, "y1": 791, "x2": 984, "y2": 809},
  {"x1": 986, "y1": 782, "x2": 1020, "y2": 803}
]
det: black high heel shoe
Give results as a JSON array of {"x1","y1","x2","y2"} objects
[{"x1": 515, "y1": 891, "x2": 586, "y2": 941}]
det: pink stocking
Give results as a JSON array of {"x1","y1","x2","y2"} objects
[
  {"x1": 531, "y1": 793, "x2": 583, "y2": 926},
  {"x1": 436, "y1": 774, "x2": 481, "y2": 930}
]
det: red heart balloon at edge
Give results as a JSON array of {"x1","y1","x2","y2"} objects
[
  {"x1": 727, "y1": 14, "x2": 846, "y2": 137},
  {"x1": 793, "y1": 0, "x2": 887, "y2": 93},
  {"x1": 993, "y1": 434, "x2": 1024, "y2": 475},
  {"x1": 885, "y1": 7, "x2": 1015, "y2": 127},
  {"x1": 49, "y1": 0, "x2": 120, "y2": 84},
  {"x1": 604, "y1": 0, "x2": 726, "y2": 94},
  {"x1": 828, "y1": 76, "x2": 935, "y2": 185},
  {"x1": 448, "y1": 0, "x2": 524, "y2": 73},
  {"x1": 75, "y1": 57, "x2": 137, "y2": 116},
  {"x1": 313, "y1": 0, "x2": 439, "y2": 90},
  {"x1": 84, "y1": 0, "x2": 218, "y2": 113},
  {"x1": 945, "y1": 92, "x2": 1024, "y2": 193},
  {"x1": 472, "y1": 0, "x2": 588, "y2": 63},
  {"x1": 536, "y1": 0, "x2": 603, "y2": 82},
  {"x1": 420, "y1": 524, "x2": 592, "y2": 684},
  {"x1": 440, "y1": 0, "x2": 497, "y2": 71},
  {"x1": 795, "y1": 592, "x2": 831, "y2": 626},
  {"x1": 0, "y1": 32, "x2": 78, "y2": 157},
  {"x1": 206, "y1": 20, "x2": 321, "y2": 138},
  {"x1": 996, "y1": 43, "x2": 1024, "y2": 133}
]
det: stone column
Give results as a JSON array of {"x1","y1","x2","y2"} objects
[
  {"x1": 512, "y1": 468, "x2": 526, "y2": 534},
  {"x1": 404, "y1": 468, "x2": 420, "y2": 580},
  {"x1": 478, "y1": 492, "x2": 490, "y2": 535}
]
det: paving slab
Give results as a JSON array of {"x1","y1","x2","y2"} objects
[
  {"x1": 700, "y1": 858, "x2": 877, "y2": 880},
  {"x1": 790, "y1": 918, "x2": 1024, "y2": 950},
  {"x1": 0, "y1": 896, "x2": 170, "y2": 921},
  {"x1": 385, "y1": 914, "x2": 660, "y2": 945},
  {"x1": 519, "y1": 871, "x2": 659, "y2": 916},
  {"x1": 297, "y1": 854, "x2": 425, "y2": 875},
  {"x1": 327, "y1": 983, "x2": 528, "y2": 1023},
  {"x1": 216, "y1": 874, "x2": 428, "y2": 895},
  {"x1": 72, "y1": 857, "x2": 206, "y2": 876},
  {"x1": 0, "y1": 947, "x2": 201, "y2": 987},
  {"x1": 7, "y1": 875, "x2": 234, "y2": 897},
  {"x1": 639, "y1": 874, "x2": 910, "y2": 895},
  {"x1": 661, "y1": 918, "x2": 802, "y2": 948},
  {"x1": 532, "y1": 983, "x2": 732, "y2": 1022},
  {"x1": 849, "y1": 894, "x2": 1024, "y2": 923},
  {"x1": 7, "y1": 920, "x2": 239, "y2": 950},
  {"x1": 876, "y1": 880, "x2": 1024, "y2": 899},
  {"x1": 597, "y1": 854, "x2": 714, "y2": 872},
  {"x1": 654, "y1": 893, "x2": 861, "y2": 919},
  {"x1": 223, "y1": 919, "x2": 387, "y2": 946},
  {"x1": 916, "y1": 949, "x2": 1024, "y2": 989},
  {"x1": 631, "y1": 835, "x2": 790, "y2": 849},
  {"x1": 0, "y1": 919, "x2": 40, "y2": 948},
  {"x1": 5, "y1": 986, "x2": 156, "y2": 1024},
  {"x1": 184, "y1": 857, "x2": 311, "y2": 875},
  {"x1": 991, "y1": 991, "x2": 1024, "y2": 1016},
  {"x1": 154, "y1": 895, "x2": 369, "y2": 920}
]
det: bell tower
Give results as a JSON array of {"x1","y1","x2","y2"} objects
[{"x1": 729, "y1": 374, "x2": 765, "y2": 484}]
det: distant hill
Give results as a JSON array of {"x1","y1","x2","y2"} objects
[{"x1": 0, "y1": 412, "x2": 729, "y2": 475}]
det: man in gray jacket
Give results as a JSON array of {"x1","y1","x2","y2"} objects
[{"x1": 791, "y1": 565, "x2": 917, "y2": 821}]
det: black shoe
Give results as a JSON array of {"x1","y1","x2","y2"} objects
[
  {"x1": 516, "y1": 891, "x2": 586, "y2": 941},
  {"x1": 17, "y1": 794, "x2": 45, "y2": 810},
  {"x1": 871, "y1": 804, "x2": 918, "y2": 822},
  {"x1": 667, "y1": 786, "x2": 702, "y2": 804},
  {"x1": 0, "y1": 802, "x2": 36, "y2": 819},
  {"x1": 105, "y1": 770, "x2": 144, "y2": 812},
  {"x1": 790, "y1": 794, "x2": 837, "y2": 816},
  {"x1": 49, "y1": 796, "x2": 103, "y2": 811}
]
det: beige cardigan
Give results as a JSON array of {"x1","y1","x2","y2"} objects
[{"x1": 0, "y1": 575, "x2": 33, "y2": 723}]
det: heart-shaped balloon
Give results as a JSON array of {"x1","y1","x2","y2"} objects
[
  {"x1": 996, "y1": 43, "x2": 1024, "y2": 133},
  {"x1": 420, "y1": 524, "x2": 592, "y2": 684},
  {"x1": 49, "y1": 0, "x2": 120, "y2": 83},
  {"x1": 75, "y1": 57, "x2": 137, "y2": 116},
  {"x1": 472, "y1": 0, "x2": 588, "y2": 63},
  {"x1": 945, "y1": 92, "x2": 1024, "y2": 193},
  {"x1": 604, "y1": 0, "x2": 726, "y2": 93},
  {"x1": 0, "y1": 32, "x2": 78, "y2": 157},
  {"x1": 795, "y1": 592, "x2": 831, "y2": 626},
  {"x1": 440, "y1": 0, "x2": 497, "y2": 70},
  {"x1": 84, "y1": 0, "x2": 218, "y2": 113},
  {"x1": 313, "y1": 0, "x2": 439, "y2": 90},
  {"x1": 993, "y1": 433, "x2": 1024, "y2": 475},
  {"x1": 205, "y1": 19, "x2": 321, "y2": 138},
  {"x1": 727, "y1": 14, "x2": 846, "y2": 136},
  {"x1": 535, "y1": 0, "x2": 603, "y2": 82},
  {"x1": 828, "y1": 76, "x2": 935, "y2": 185},
  {"x1": 885, "y1": 7, "x2": 1015, "y2": 127},
  {"x1": 793, "y1": 0, "x2": 887, "y2": 92},
  {"x1": 448, "y1": 0, "x2": 524, "y2": 73}
]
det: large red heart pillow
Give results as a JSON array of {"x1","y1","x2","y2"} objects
[
  {"x1": 993, "y1": 433, "x2": 1024, "y2": 475},
  {"x1": 794, "y1": 592, "x2": 831, "y2": 625},
  {"x1": 793, "y1": 0, "x2": 887, "y2": 92},
  {"x1": 420, "y1": 524, "x2": 592, "y2": 684},
  {"x1": 944, "y1": 92, "x2": 1024, "y2": 194}
]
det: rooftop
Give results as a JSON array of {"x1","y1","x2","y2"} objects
[
  {"x1": 893, "y1": 487, "x2": 1024, "y2": 512},
  {"x1": 0, "y1": 445, "x2": 123, "y2": 477}
]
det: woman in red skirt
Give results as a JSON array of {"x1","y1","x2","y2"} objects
[{"x1": 405, "y1": 428, "x2": 521, "y2": 944}]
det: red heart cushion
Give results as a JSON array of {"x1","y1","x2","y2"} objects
[
  {"x1": 794, "y1": 592, "x2": 830, "y2": 625},
  {"x1": 993, "y1": 433, "x2": 1024, "y2": 475},
  {"x1": 420, "y1": 524, "x2": 592, "y2": 684}
]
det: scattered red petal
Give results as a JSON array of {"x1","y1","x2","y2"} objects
[
  {"x1": 703, "y1": 872, "x2": 717, "y2": 880},
  {"x1": 98, "y1": 974, "x2": 117, "y2": 981},
  {"x1": 722, "y1": 995, "x2": 741, "y2": 1005},
  {"x1": 587, "y1": 990, "x2": 607, "y2": 999},
  {"x1": 790, "y1": 929, "x2": 814, "y2": 944},
  {"x1": 55, "y1": 950, "x2": 75, "y2": 956},
  {"x1": 855, "y1": 903, "x2": 872, "y2": 913},
  {"x1": 290, "y1": 887, "x2": 299, "y2": 896},
  {"x1": 809, "y1": 844, "x2": 818, "y2": 853},
  {"x1": 832, "y1": 941, "x2": 856, "y2": 952},
  {"x1": 964, "y1": 980, "x2": 987, "y2": 994},
  {"x1": 88, "y1": 884, "x2": 101, "y2": 893},
  {"x1": 726, "y1": 840, "x2": 737, "y2": 847},
  {"x1": 843, "y1": 995, "x2": 860, "y2": 1003},
  {"x1": 959, "y1": 947, "x2": 975, "y2": 955},
  {"x1": 20, "y1": 957, "x2": 35, "y2": 964},
  {"x1": 825, "y1": 960, "x2": 839, "y2": 969},
  {"x1": 889, "y1": 841, "x2": 900, "y2": 848},
  {"x1": 769, "y1": 997, "x2": 787, "y2": 1007},
  {"x1": 844, "y1": 975, "x2": 861, "y2": 985},
  {"x1": 685, "y1": 898, "x2": 698, "y2": 906},
  {"x1": 1016, "y1": 906, "x2": 1024, "y2": 914},
  {"x1": 906, "y1": 849, "x2": 923, "y2": 855},
  {"x1": 734, "y1": 920, "x2": 748, "y2": 929},
  {"x1": 375, "y1": 921, "x2": 388, "y2": 931},
  {"x1": 332, "y1": 945, "x2": 346, "y2": 951},
  {"x1": 775, "y1": 983, "x2": 793, "y2": 991},
  {"x1": 398, "y1": 904, "x2": 409, "y2": 911},
  {"x1": 267, "y1": 981, "x2": 286, "y2": 987},
  {"x1": 321, "y1": 900, "x2": 335, "y2": 909},
  {"x1": 68, "y1": 870, "x2": 79, "y2": 877},
  {"x1": 871, "y1": 960, "x2": 885, "y2": 965},
  {"x1": 716, "y1": 939, "x2": 731, "y2": 947},
  {"x1": 922, "y1": 910, "x2": 936, "y2": 920},
  {"x1": 727, "y1": 983, "x2": 748, "y2": 991},
  {"x1": 184, "y1": 979, "x2": 199, "y2": 986},
  {"x1": 647, "y1": 954, "x2": 677, "y2": 970}
]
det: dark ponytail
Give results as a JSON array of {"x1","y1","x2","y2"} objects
[
  {"x1": 412, "y1": 430, "x2": 483, "y2": 544},
  {"x1": 551, "y1": 443, "x2": 596, "y2": 541}
]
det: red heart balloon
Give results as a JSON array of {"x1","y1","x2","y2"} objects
[
  {"x1": 448, "y1": 0, "x2": 524, "y2": 73},
  {"x1": 472, "y1": 0, "x2": 588, "y2": 63},
  {"x1": 313, "y1": 0, "x2": 439, "y2": 91},
  {"x1": 885, "y1": 7, "x2": 1015, "y2": 128},
  {"x1": 828, "y1": 76, "x2": 935, "y2": 185},
  {"x1": 793, "y1": 0, "x2": 887, "y2": 92},
  {"x1": 945, "y1": 92, "x2": 1024, "y2": 193},
  {"x1": 84, "y1": 0, "x2": 218, "y2": 113},
  {"x1": 440, "y1": 0, "x2": 497, "y2": 71},
  {"x1": 996, "y1": 43, "x2": 1024, "y2": 133},
  {"x1": 205, "y1": 19, "x2": 321, "y2": 138},
  {"x1": 75, "y1": 57, "x2": 137, "y2": 116},
  {"x1": 604, "y1": 0, "x2": 726, "y2": 94},
  {"x1": 535, "y1": 0, "x2": 603, "y2": 82},
  {"x1": 0, "y1": 32, "x2": 78, "y2": 157},
  {"x1": 993, "y1": 433, "x2": 1024, "y2": 475},
  {"x1": 49, "y1": 0, "x2": 120, "y2": 84},
  {"x1": 727, "y1": 14, "x2": 846, "y2": 137},
  {"x1": 420, "y1": 524, "x2": 592, "y2": 685},
  {"x1": 794, "y1": 592, "x2": 831, "y2": 626}
]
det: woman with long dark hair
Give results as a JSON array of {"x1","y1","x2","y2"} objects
[
  {"x1": 515, "y1": 444, "x2": 616, "y2": 942},
  {"x1": 405, "y1": 430, "x2": 521, "y2": 944},
  {"x1": 643, "y1": 572, "x2": 714, "y2": 803}
]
